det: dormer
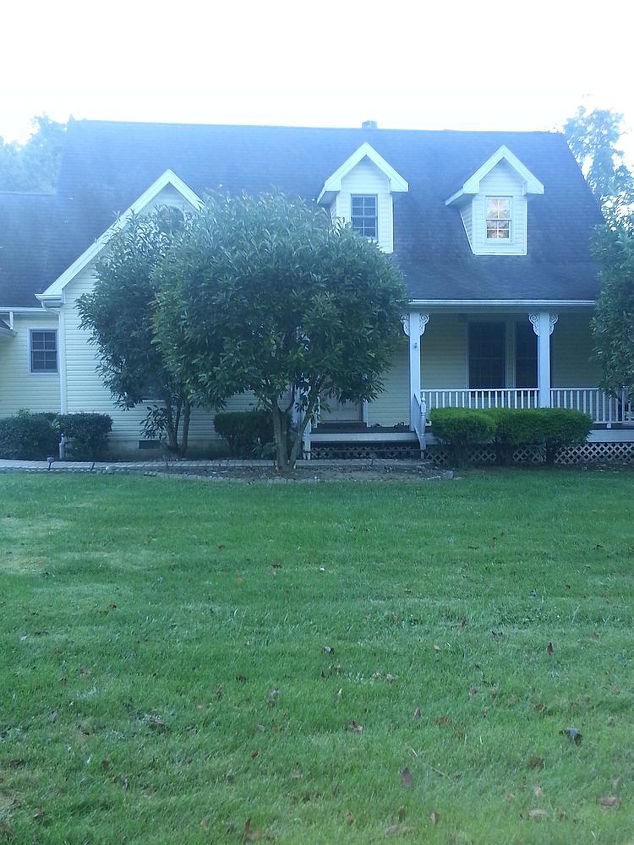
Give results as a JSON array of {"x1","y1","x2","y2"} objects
[
  {"x1": 446, "y1": 145, "x2": 544, "y2": 256},
  {"x1": 317, "y1": 142, "x2": 408, "y2": 253}
]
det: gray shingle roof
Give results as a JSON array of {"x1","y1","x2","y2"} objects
[{"x1": 0, "y1": 120, "x2": 603, "y2": 307}]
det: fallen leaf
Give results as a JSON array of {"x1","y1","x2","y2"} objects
[
  {"x1": 592, "y1": 630, "x2": 599, "y2": 640},
  {"x1": 200, "y1": 818, "x2": 209, "y2": 831},
  {"x1": 349, "y1": 720, "x2": 363, "y2": 734},
  {"x1": 50, "y1": 709, "x2": 56, "y2": 723},
  {"x1": 149, "y1": 714, "x2": 165, "y2": 731},
  {"x1": 413, "y1": 707, "x2": 421, "y2": 720},
  {"x1": 32, "y1": 809, "x2": 44, "y2": 822},
  {"x1": 218, "y1": 543, "x2": 225, "y2": 550},
  {"x1": 8, "y1": 760, "x2": 24, "y2": 769},
  {"x1": 272, "y1": 562, "x2": 282, "y2": 569},
  {"x1": 507, "y1": 792, "x2": 515, "y2": 803},
  {"x1": 291, "y1": 765, "x2": 302, "y2": 779},
  {"x1": 461, "y1": 618, "x2": 467, "y2": 628},
  {"x1": 599, "y1": 795, "x2": 620, "y2": 808},
  {"x1": 80, "y1": 666, "x2": 91, "y2": 677},
  {"x1": 216, "y1": 684, "x2": 223, "y2": 700},
  {"x1": 533, "y1": 785, "x2": 543, "y2": 798},
  {"x1": 400, "y1": 767, "x2": 412, "y2": 788},
  {"x1": 433, "y1": 643, "x2": 440, "y2": 655},
  {"x1": 386, "y1": 673, "x2": 395, "y2": 684},
  {"x1": 244, "y1": 817, "x2": 262, "y2": 842},
  {"x1": 236, "y1": 674, "x2": 247, "y2": 684},
  {"x1": 398, "y1": 806, "x2": 405, "y2": 822},
  {"x1": 337, "y1": 688, "x2": 343, "y2": 700},
  {"x1": 547, "y1": 642, "x2": 553, "y2": 656},
  {"x1": 373, "y1": 671, "x2": 381, "y2": 680},
  {"x1": 535, "y1": 702, "x2": 544, "y2": 712},
  {"x1": 560, "y1": 727, "x2": 582, "y2": 745},
  {"x1": 429, "y1": 810, "x2": 439, "y2": 825},
  {"x1": 236, "y1": 575, "x2": 243, "y2": 585},
  {"x1": 101, "y1": 759, "x2": 110, "y2": 771},
  {"x1": 528, "y1": 808, "x2": 547, "y2": 820},
  {"x1": 0, "y1": 823, "x2": 14, "y2": 840},
  {"x1": 436, "y1": 715, "x2": 451, "y2": 726},
  {"x1": 251, "y1": 750, "x2": 258, "y2": 759},
  {"x1": 612, "y1": 776, "x2": 620, "y2": 791},
  {"x1": 469, "y1": 686, "x2": 477, "y2": 698},
  {"x1": 268, "y1": 688, "x2": 279, "y2": 704},
  {"x1": 324, "y1": 645, "x2": 334, "y2": 655},
  {"x1": 528, "y1": 755, "x2": 544, "y2": 770},
  {"x1": 346, "y1": 810, "x2": 354, "y2": 825},
  {"x1": 319, "y1": 566, "x2": 325, "y2": 572}
]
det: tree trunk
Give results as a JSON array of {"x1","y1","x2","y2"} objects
[
  {"x1": 164, "y1": 402, "x2": 179, "y2": 452},
  {"x1": 271, "y1": 404, "x2": 292, "y2": 472},
  {"x1": 180, "y1": 401, "x2": 191, "y2": 456}
]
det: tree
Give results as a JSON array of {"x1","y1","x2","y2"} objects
[
  {"x1": 591, "y1": 223, "x2": 634, "y2": 399},
  {"x1": 153, "y1": 192, "x2": 408, "y2": 471},
  {"x1": 565, "y1": 107, "x2": 634, "y2": 223},
  {"x1": 0, "y1": 115, "x2": 66, "y2": 192},
  {"x1": 77, "y1": 209, "x2": 193, "y2": 454}
]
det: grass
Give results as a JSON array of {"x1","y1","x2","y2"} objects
[{"x1": 0, "y1": 469, "x2": 632, "y2": 843}]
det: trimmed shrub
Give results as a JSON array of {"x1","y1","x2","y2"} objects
[
  {"x1": 55, "y1": 413, "x2": 112, "y2": 460},
  {"x1": 213, "y1": 410, "x2": 273, "y2": 458},
  {"x1": 429, "y1": 407, "x2": 496, "y2": 465},
  {"x1": 532, "y1": 408, "x2": 593, "y2": 464},
  {"x1": 485, "y1": 408, "x2": 547, "y2": 465},
  {"x1": 0, "y1": 410, "x2": 59, "y2": 460}
]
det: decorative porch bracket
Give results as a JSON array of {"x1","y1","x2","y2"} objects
[
  {"x1": 402, "y1": 312, "x2": 430, "y2": 430},
  {"x1": 529, "y1": 312, "x2": 558, "y2": 408}
]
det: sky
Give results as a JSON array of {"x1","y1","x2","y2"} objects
[{"x1": 1, "y1": 0, "x2": 633, "y2": 164}]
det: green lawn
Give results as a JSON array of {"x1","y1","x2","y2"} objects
[{"x1": 0, "y1": 470, "x2": 632, "y2": 843}]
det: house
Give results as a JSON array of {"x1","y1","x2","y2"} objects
[{"x1": 1, "y1": 119, "x2": 632, "y2": 461}]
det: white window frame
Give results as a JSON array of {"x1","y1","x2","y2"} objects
[
  {"x1": 29, "y1": 328, "x2": 58, "y2": 374},
  {"x1": 485, "y1": 196, "x2": 512, "y2": 241},
  {"x1": 350, "y1": 194, "x2": 378, "y2": 240}
]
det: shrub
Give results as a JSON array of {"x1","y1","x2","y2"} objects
[
  {"x1": 213, "y1": 410, "x2": 273, "y2": 458},
  {"x1": 485, "y1": 409, "x2": 547, "y2": 465},
  {"x1": 532, "y1": 408, "x2": 593, "y2": 464},
  {"x1": 0, "y1": 410, "x2": 59, "y2": 460},
  {"x1": 55, "y1": 413, "x2": 112, "y2": 460},
  {"x1": 429, "y1": 408, "x2": 496, "y2": 465}
]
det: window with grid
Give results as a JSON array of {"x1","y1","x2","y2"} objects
[
  {"x1": 486, "y1": 197, "x2": 511, "y2": 239},
  {"x1": 351, "y1": 195, "x2": 378, "y2": 239},
  {"x1": 30, "y1": 330, "x2": 58, "y2": 372}
]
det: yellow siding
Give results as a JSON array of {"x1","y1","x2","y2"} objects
[
  {"x1": 421, "y1": 315, "x2": 467, "y2": 388},
  {"x1": 0, "y1": 314, "x2": 61, "y2": 416},
  {"x1": 367, "y1": 338, "x2": 409, "y2": 426},
  {"x1": 552, "y1": 312, "x2": 601, "y2": 387}
]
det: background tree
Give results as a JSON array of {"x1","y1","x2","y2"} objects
[
  {"x1": 0, "y1": 115, "x2": 66, "y2": 192},
  {"x1": 154, "y1": 192, "x2": 408, "y2": 471},
  {"x1": 77, "y1": 209, "x2": 193, "y2": 454},
  {"x1": 565, "y1": 107, "x2": 633, "y2": 223},
  {"x1": 591, "y1": 225, "x2": 634, "y2": 399}
]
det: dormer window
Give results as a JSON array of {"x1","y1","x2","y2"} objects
[
  {"x1": 486, "y1": 198, "x2": 511, "y2": 239},
  {"x1": 351, "y1": 195, "x2": 378, "y2": 239}
]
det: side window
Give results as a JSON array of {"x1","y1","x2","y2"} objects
[
  {"x1": 351, "y1": 195, "x2": 378, "y2": 239},
  {"x1": 30, "y1": 330, "x2": 58, "y2": 373},
  {"x1": 469, "y1": 322, "x2": 505, "y2": 388}
]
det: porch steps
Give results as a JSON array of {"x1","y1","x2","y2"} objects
[{"x1": 310, "y1": 426, "x2": 421, "y2": 460}]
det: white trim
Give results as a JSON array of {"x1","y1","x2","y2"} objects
[
  {"x1": 0, "y1": 306, "x2": 47, "y2": 313},
  {"x1": 37, "y1": 169, "x2": 202, "y2": 303},
  {"x1": 408, "y1": 299, "x2": 595, "y2": 308},
  {"x1": 317, "y1": 142, "x2": 408, "y2": 205},
  {"x1": 58, "y1": 308, "x2": 67, "y2": 413},
  {"x1": 445, "y1": 145, "x2": 544, "y2": 205}
]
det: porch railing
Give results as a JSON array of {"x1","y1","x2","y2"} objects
[
  {"x1": 411, "y1": 392, "x2": 426, "y2": 451},
  {"x1": 421, "y1": 388, "x2": 632, "y2": 426},
  {"x1": 422, "y1": 389, "x2": 539, "y2": 417},
  {"x1": 550, "y1": 388, "x2": 632, "y2": 425}
]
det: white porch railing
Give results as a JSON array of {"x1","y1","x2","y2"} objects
[
  {"x1": 550, "y1": 388, "x2": 632, "y2": 425},
  {"x1": 411, "y1": 392, "x2": 426, "y2": 451},
  {"x1": 422, "y1": 389, "x2": 539, "y2": 417}
]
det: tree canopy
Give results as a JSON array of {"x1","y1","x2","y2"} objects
[
  {"x1": 153, "y1": 192, "x2": 408, "y2": 470},
  {"x1": 0, "y1": 116, "x2": 66, "y2": 192},
  {"x1": 77, "y1": 209, "x2": 194, "y2": 454}
]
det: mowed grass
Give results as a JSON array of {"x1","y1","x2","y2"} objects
[{"x1": 0, "y1": 470, "x2": 632, "y2": 844}]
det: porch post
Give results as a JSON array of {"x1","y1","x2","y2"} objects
[
  {"x1": 529, "y1": 312, "x2": 558, "y2": 408},
  {"x1": 402, "y1": 312, "x2": 429, "y2": 429}
]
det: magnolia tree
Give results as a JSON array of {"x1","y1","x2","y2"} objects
[
  {"x1": 153, "y1": 192, "x2": 408, "y2": 471},
  {"x1": 77, "y1": 210, "x2": 194, "y2": 454}
]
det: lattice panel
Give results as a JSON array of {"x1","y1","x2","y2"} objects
[
  {"x1": 556, "y1": 441, "x2": 634, "y2": 465},
  {"x1": 311, "y1": 443, "x2": 421, "y2": 460}
]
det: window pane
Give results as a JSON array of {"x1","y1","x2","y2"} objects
[
  {"x1": 469, "y1": 323, "x2": 505, "y2": 388},
  {"x1": 31, "y1": 331, "x2": 57, "y2": 372},
  {"x1": 498, "y1": 198, "x2": 510, "y2": 217}
]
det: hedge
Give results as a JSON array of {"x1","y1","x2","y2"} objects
[
  {"x1": 213, "y1": 410, "x2": 273, "y2": 458},
  {"x1": 430, "y1": 407, "x2": 593, "y2": 465},
  {"x1": 0, "y1": 411, "x2": 59, "y2": 460},
  {"x1": 55, "y1": 413, "x2": 112, "y2": 460},
  {"x1": 0, "y1": 411, "x2": 112, "y2": 461}
]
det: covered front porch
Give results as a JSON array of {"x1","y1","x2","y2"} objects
[{"x1": 309, "y1": 306, "x2": 633, "y2": 457}]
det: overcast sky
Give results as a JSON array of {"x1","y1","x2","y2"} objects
[{"x1": 1, "y1": 0, "x2": 633, "y2": 163}]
